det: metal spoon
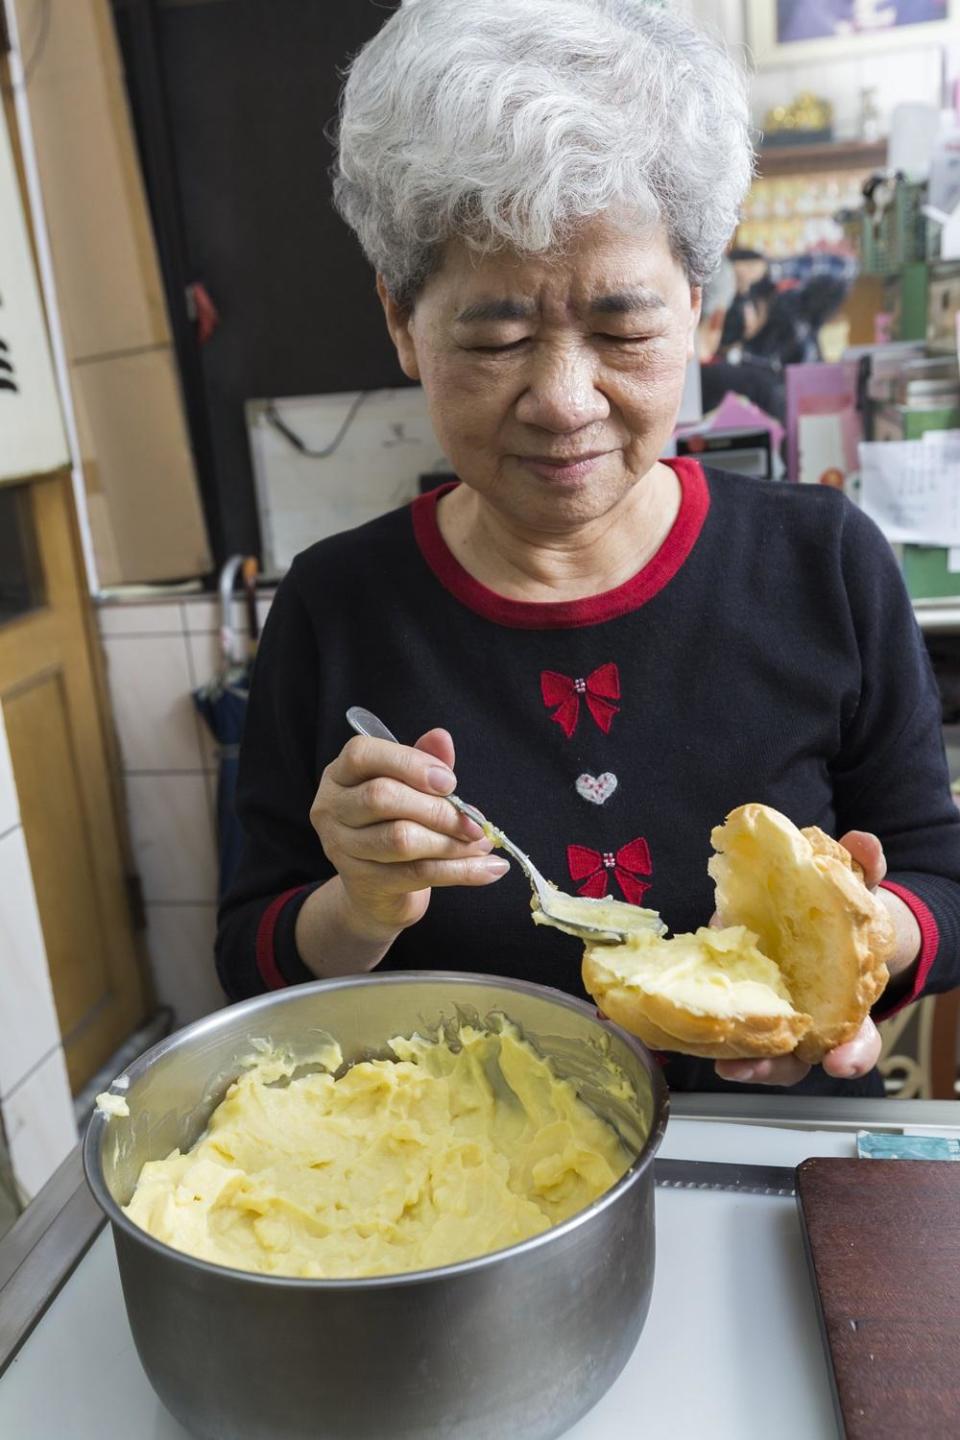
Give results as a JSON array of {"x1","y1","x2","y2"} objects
[{"x1": 345, "y1": 706, "x2": 663, "y2": 945}]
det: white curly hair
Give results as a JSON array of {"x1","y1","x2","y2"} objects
[{"x1": 332, "y1": 0, "x2": 753, "y2": 305}]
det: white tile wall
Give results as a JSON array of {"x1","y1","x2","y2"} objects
[
  {"x1": 184, "y1": 628, "x2": 222, "y2": 687},
  {"x1": 125, "y1": 773, "x2": 218, "y2": 903},
  {"x1": 145, "y1": 903, "x2": 223, "y2": 1025},
  {"x1": 182, "y1": 597, "x2": 219, "y2": 633},
  {"x1": 185, "y1": 631, "x2": 224, "y2": 771},
  {"x1": 179, "y1": 595, "x2": 270, "y2": 637},
  {"x1": 102, "y1": 634, "x2": 207, "y2": 772},
  {"x1": 0, "y1": 707, "x2": 19, "y2": 838},
  {"x1": 97, "y1": 601, "x2": 185, "y2": 637},
  {"x1": 2, "y1": 1047, "x2": 77, "y2": 1201},
  {"x1": 96, "y1": 594, "x2": 277, "y2": 1026},
  {"x1": 0, "y1": 827, "x2": 62, "y2": 1100}
]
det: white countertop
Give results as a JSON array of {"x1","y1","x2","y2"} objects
[{"x1": 0, "y1": 1117, "x2": 869, "y2": 1440}]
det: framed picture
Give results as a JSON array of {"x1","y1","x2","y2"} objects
[{"x1": 746, "y1": 0, "x2": 959, "y2": 66}]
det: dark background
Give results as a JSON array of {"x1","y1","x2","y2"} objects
[{"x1": 111, "y1": 0, "x2": 408, "y2": 571}]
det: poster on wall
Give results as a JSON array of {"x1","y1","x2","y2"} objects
[
  {"x1": 746, "y1": 0, "x2": 958, "y2": 64},
  {"x1": 0, "y1": 102, "x2": 68, "y2": 485}
]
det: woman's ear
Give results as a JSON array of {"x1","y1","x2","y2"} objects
[{"x1": 376, "y1": 275, "x2": 421, "y2": 380}]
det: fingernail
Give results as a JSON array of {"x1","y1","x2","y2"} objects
[
  {"x1": 475, "y1": 837, "x2": 495, "y2": 854},
  {"x1": 461, "y1": 816, "x2": 485, "y2": 840},
  {"x1": 481, "y1": 858, "x2": 510, "y2": 878},
  {"x1": 734, "y1": 1067, "x2": 754, "y2": 1082},
  {"x1": 428, "y1": 766, "x2": 456, "y2": 794}
]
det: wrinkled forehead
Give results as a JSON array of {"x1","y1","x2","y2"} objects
[{"x1": 424, "y1": 217, "x2": 689, "y2": 322}]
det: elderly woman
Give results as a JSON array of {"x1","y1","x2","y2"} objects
[{"x1": 217, "y1": 0, "x2": 960, "y2": 1097}]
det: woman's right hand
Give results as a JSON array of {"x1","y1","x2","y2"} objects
[{"x1": 311, "y1": 727, "x2": 510, "y2": 942}]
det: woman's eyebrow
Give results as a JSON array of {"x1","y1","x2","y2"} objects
[
  {"x1": 454, "y1": 298, "x2": 537, "y2": 324},
  {"x1": 590, "y1": 288, "x2": 666, "y2": 315},
  {"x1": 454, "y1": 287, "x2": 666, "y2": 324}
]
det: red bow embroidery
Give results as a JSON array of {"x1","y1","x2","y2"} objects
[
  {"x1": 541, "y1": 663, "x2": 620, "y2": 741},
  {"x1": 567, "y1": 837, "x2": 652, "y2": 906}
]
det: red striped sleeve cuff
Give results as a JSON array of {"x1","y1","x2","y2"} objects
[
  {"x1": 875, "y1": 880, "x2": 940, "y2": 1019},
  {"x1": 255, "y1": 886, "x2": 311, "y2": 991}
]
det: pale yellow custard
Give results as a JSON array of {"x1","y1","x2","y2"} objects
[
  {"x1": 532, "y1": 886, "x2": 666, "y2": 940},
  {"x1": 96, "y1": 1091, "x2": 130, "y2": 1118},
  {"x1": 123, "y1": 1026, "x2": 630, "y2": 1279},
  {"x1": 591, "y1": 925, "x2": 799, "y2": 1019}
]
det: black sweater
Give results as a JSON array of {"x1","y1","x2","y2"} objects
[{"x1": 217, "y1": 460, "x2": 960, "y2": 1097}]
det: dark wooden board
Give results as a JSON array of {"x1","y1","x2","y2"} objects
[{"x1": 796, "y1": 1157, "x2": 960, "y2": 1440}]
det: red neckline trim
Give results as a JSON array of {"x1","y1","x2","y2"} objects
[{"x1": 410, "y1": 458, "x2": 709, "y2": 629}]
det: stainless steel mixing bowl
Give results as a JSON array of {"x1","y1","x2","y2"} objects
[{"x1": 84, "y1": 972, "x2": 668, "y2": 1440}]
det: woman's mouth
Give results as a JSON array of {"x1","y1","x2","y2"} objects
[{"x1": 517, "y1": 452, "x2": 608, "y2": 482}]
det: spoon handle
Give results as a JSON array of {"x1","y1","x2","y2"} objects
[
  {"x1": 346, "y1": 708, "x2": 486, "y2": 826},
  {"x1": 343, "y1": 707, "x2": 626, "y2": 941},
  {"x1": 347, "y1": 706, "x2": 490, "y2": 834},
  {"x1": 346, "y1": 706, "x2": 402, "y2": 745}
]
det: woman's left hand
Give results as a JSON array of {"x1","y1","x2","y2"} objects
[
  {"x1": 714, "y1": 1014, "x2": 882, "y2": 1088},
  {"x1": 714, "y1": 829, "x2": 917, "y2": 1088}
]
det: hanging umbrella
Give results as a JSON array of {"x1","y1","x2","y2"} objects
[{"x1": 193, "y1": 555, "x2": 259, "y2": 898}]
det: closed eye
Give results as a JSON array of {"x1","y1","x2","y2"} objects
[
  {"x1": 467, "y1": 339, "x2": 529, "y2": 353},
  {"x1": 466, "y1": 334, "x2": 655, "y2": 353},
  {"x1": 599, "y1": 334, "x2": 654, "y2": 344}
]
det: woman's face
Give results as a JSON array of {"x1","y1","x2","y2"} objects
[{"x1": 379, "y1": 214, "x2": 700, "y2": 533}]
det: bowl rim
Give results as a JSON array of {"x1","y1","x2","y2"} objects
[{"x1": 83, "y1": 970, "x2": 669, "y2": 1290}]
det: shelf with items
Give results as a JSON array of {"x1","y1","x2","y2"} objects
[
  {"x1": 738, "y1": 142, "x2": 889, "y2": 262},
  {"x1": 846, "y1": 178, "x2": 929, "y2": 277},
  {"x1": 739, "y1": 169, "x2": 876, "y2": 260},
  {"x1": 756, "y1": 140, "x2": 888, "y2": 177}
]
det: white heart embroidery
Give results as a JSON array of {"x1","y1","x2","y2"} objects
[{"x1": 576, "y1": 772, "x2": 618, "y2": 805}]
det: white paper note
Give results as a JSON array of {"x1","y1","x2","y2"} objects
[
  {"x1": 858, "y1": 438, "x2": 960, "y2": 546},
  {"x1": 798, "y1": 412, "x2": 846, "y2": 485},
  {"x1": 922, "y1": 427, "x2": 960, "y2": 453}
]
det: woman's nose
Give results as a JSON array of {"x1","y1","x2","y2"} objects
[{"x1": 514, "y1": 348, "x2": 609, "y2": 433}]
